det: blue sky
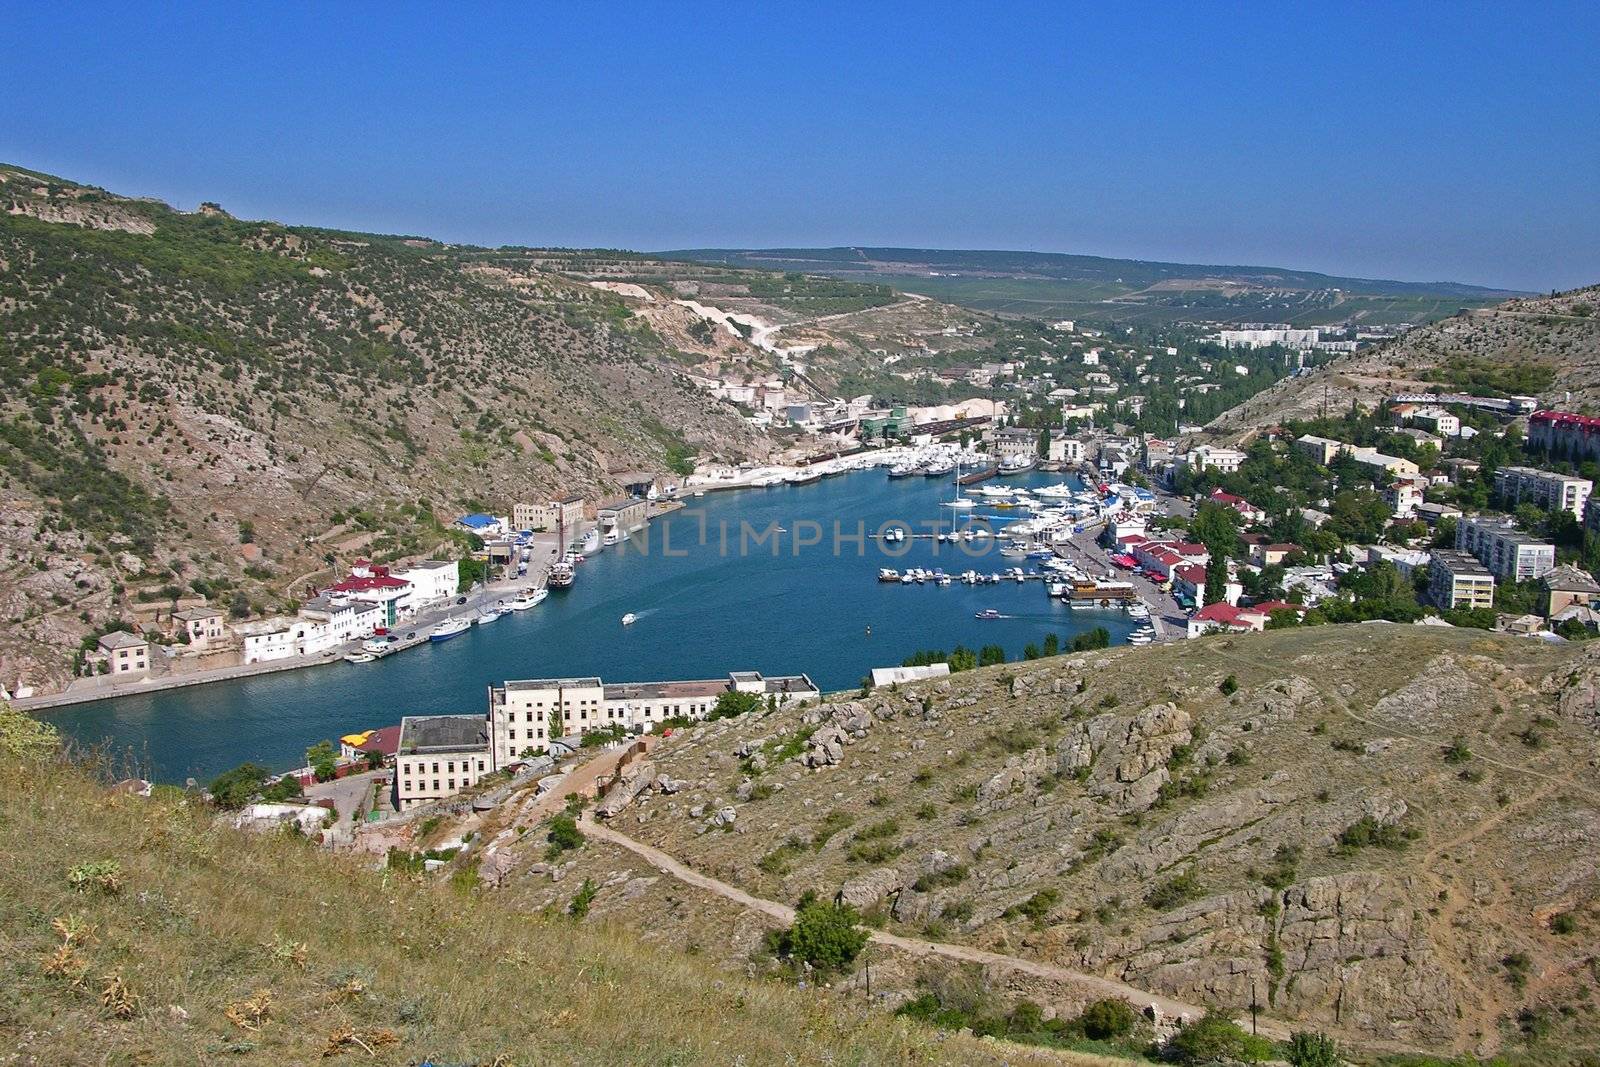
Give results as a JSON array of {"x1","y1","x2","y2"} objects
[{"x1": 4, "y1": 3, "x2": 1597, "y2": 291}]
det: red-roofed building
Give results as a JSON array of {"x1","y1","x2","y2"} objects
[
  {"x1": 1531, "y1": 410, "x2": 1600, "y2": 462},
  {"x1": 338, "y1": 724, "x2": 403, "y2": 763},
  {"x1": 1208, "y1": 488, "x2": 1266, "y2": 523},
  {"x1": 1187, "y1": 602, "x2": 1253, "y2": 638},
  {"x1": 326, "y1": 561, "x2": 414, "y2": 626}
]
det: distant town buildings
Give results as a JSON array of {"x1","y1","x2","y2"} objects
[{"x1": 1529, "y1": 410, "x2": 1600, "y2": 460}]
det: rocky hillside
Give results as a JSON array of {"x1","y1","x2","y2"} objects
[
  {"x1": 0, "y1": 165, "x2": 788, "y2": 692},
  {"x1": 1206, "y1": 286, "x2": 1600, "y2": 441},
  {"x1": 464, "y1": 625, "x2": 1600, "y2": 1061}
]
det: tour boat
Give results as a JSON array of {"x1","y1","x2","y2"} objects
[
  {"x1": 1000, "y1": 453, "x2": 1038, "y2": 474},
  {"x1": 360, "y1": 639, "x2": 390, "y2": 655},
  {"x1": 974, "y1": 608, "x2": 1002, "y2": 620},
  {"x1": 922, "y1": 460, "x2": 955, "y2": 478},
  {"x1": 887, "y1": 463, "x2": 919, "y2": 478},
  {"x1": 621, "y1": 613, "x2": 638, "y2": 626},
  {"x1": 547, "y1": 561, "x2": 575, "y2": 589},
  {"x1": 429, "y1": 617, "x2": 472, "y2": 642},
  {"x1": 602, "y1": 530, "x2": 621, "y2": 547},
  {"x1": 509, "y1": 589, "x2": 548, "y2": 611},
  {"x1": 344, "y1": 652, "x2": 376, "y2": 664},
  {"x1": 787, "y1": 468, "x2": 823, "y2": 485}
]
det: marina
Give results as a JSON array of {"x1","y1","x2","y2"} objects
[{"x1": 47, "y1": 466, "x2": 1147, "y2": 782}]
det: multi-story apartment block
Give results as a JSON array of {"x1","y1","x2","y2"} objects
[
  {"x1": 1492, "y1": 465, "x2": 1592, "y2": 520},
  {"x1": 1456, "y1": 515, "x2": 1556, "y2": 582},
  {"x1": 1428, "y1": 549, "x2": 1496, "y2": 611}
]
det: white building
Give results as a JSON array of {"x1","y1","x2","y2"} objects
[
  {"x1": 870, "y1": 663, "x2": 951, "y2": 687},
  {"x1": 395, "y1": 715, "x2": 494, "y2": 811},
  {"x1": 1217, "y1": 328, "x2": 1321, "y2": 349},
  {"x1": 1456, "y1": 515, "x2": 1556, "y2": 582},
  {"x1": 1182, "y1": 445, "x2": 1246, "y2": 475},
  {"x1": 1384, "y1": 479, "x2": 1425, "y2": 518},
  {"x1": 97, "y1": 631, "x2": 150, "y2": 675},
  {"x1": 297, "y1": 594, "x2": 384, "y2": 652},
  {"x1": 1493, "y1": 466, "x2": 1592, "y2": 520},
  {"x1": 1408, "y1": 407, "x2": 1460, "y2": 437},
  {"x1": 1428, "y1": 550, "x2": 1495, "y2": 610},
  {"x1": 392, "y1": 559, "x2": 459, "y2": 607},
  {"x1": 236, "y1": 618, "x2": 299, "y2": 664},
  {"x1": 487, "y1": 670, "x2": 818, "y2": 768}
]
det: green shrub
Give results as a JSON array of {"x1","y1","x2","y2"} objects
[
  {"x1": 1550, "y1": 911, "x2": 1577, "y2": 935},
  {"x1": 545, "y1": 813, "x2": 584, "y2": 858},
  {"x1": 1166, "y1": 1010, "x2": 1272, "y2": 1064},
  {"x1": 1284, "y1": 1030, "x2": 1341, "y2": 1067},
  {"x1": 568, "y1": 878, "x2": 598, "y2": 919},
  {"x1": 1146, "y1": 867, "x2": 1203, "y2": 910},
  {"x1": 1219, "y1": 674, "x2": 1239, "y2": 696},
  {"x1": 765, "y1": 895, "x2": 868, "y2": 973},
  {"x1": 1336, "y1": 816, "x2": 1417, "y2": 854},
  {"x1": 1074, "y1": 997, "x2": 1137, "y2": 1040},
  {"x1": 1004, "y1": 887, "x2": 1059, "y2": 924}
]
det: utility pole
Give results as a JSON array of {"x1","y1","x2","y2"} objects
[{"x1": 1250, "y1": 980, "x2": 1259, "y2": 1035}]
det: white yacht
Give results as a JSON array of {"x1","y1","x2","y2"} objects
[
  {"x1": 621, "y1": 612, "x2": 638, "y2": 626},
  {"x1": 476, "y1": 607, "x2": 506, "y2": 625}
]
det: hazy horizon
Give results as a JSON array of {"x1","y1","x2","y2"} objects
[{"x1": 5, "y1": 2, "x2": 1596, "y2": 292}]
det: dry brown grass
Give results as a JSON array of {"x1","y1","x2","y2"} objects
[{"x1": 0, "y1": 754, "x2": 1093, "y2": 1065}]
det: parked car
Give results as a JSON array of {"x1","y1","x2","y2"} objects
[{"x1": 455, "y1": 595, "x2": 468, "y2": 605}]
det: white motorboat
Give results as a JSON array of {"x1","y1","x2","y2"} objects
[
  {"x1": 360, "y1": 639, "x2": 390, "y2": 655},
  {"x1": 476, "y1": 608, "x2": 506, "y2": 625},
  {"x1": 621, "y1": 612, "x2": 638, "y2": 626},
  {"x1": 878, "y1": 568, "x2": 900, "y2": 582},
  {"x1": 344, "y1": 652, "x2": 376, "y2": 664},
  {"x1": 509, "y1": 588, "x2": 549, "y2": 611}
]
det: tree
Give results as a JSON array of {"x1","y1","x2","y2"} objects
[
  {"x1": 978, "y1": 644, "x2": 1007, "y2": 667},
  {"x1": 306, "y1": 739, "x2": 338, "y2": 782},
  {"x1": 1205, "y1": 553, "x2": 1229, "y2": 605},
  {"x1": 948, "y1": 645, "x2": 978, "y2": 672},
  {"x1": 208, "y1": 762, "x2": 272, "y2": 809},
  {"x1": 709, "y1": 690, "x2": 761, "y2": 720},
  {"x1": 545, "y1": 813, "x2": 584, "y2": 857},
  {"x1": 766, "y1": 893, "x2": 868, "y2": 973},
  {"x1": 1191, "y1": 501, "x2": 1240, "y2": 555},
  {"x1": 362, "y1": 748, "x2": 386, "y2": 771},
  {"x1": 1037, "y1": 426, "x2": 1052, "y2": 459},
  {"x1": 0, "y1": 703, "x2": 59, "y2": 761},
  {"x1": 1166, "y1": 1010, "x2": 1273, "y2": 1064}
]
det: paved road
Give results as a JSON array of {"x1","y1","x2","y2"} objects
[{"x1": 580, "y1": 816, "x2": 1284, "y2": 1038}]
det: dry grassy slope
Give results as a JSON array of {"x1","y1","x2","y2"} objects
[
  {"x1": 519, "y1": 625, "x2": 1600, "y2": 1059},
  {"x1": 1205, "y1": 286, "x2": 1600, "y2": 442},
  {"x1": 0, "y1": 165, "x2": 772, "y2": 692},
  {"x1": 0, "y1": 754, "x2": 1106, "y2": 1067}
]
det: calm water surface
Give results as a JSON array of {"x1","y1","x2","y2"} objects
[{"x1": 51, "y1": 470, "x2": 1137, "y2": 781}]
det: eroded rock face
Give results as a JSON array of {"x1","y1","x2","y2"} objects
[
  {"x1": 595, "y1": 761, "x2": 657, "y2": 819},
  {"x1": 1057, "y1": 703, "x2": 1193, "y2": 813},
  {"x1": 1368, "y1": 655, "x2": 1485, "y2": 731},
  {"x1": 838, "y1": 867, "x2": 904, "y2": 910},
  {"x1": 977, "y1": 747, "x2": 1052, "y2": 803},
  {"x1": 1111, "y1": 873, "x2": 1458, "y2": 1042}
]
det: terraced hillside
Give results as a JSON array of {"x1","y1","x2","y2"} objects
[
  {"x1": 1206, "y1": 286, "x2": 1600, "y2": 441},
  {"x1": 458, "y1": 625, "x2": 1600, "y2": 1062},
  {"x1": 0, "y1": 166, "x2": 778, "y2": 692}
]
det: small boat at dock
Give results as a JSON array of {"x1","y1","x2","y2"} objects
[
  {"x1": 344, "y1": 652, "x2": 376, "y2": 664},
  {"x1": 509, "y1": 589, "x2": 548, "y2": 610}
]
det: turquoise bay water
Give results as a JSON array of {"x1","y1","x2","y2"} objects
[{"x1": 51, "y1": 470, "x2": 1136, "y2": 782}]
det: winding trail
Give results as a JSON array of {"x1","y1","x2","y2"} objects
[{"x1": 579, "y1": 815, "x2": 1290, "y2": 1040}]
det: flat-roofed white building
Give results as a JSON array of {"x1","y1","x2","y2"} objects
[
  {"x1": 1493, "y1": 466, "x2": 1592, "y2": 520},
  {"x1": 395, "y1": 715, "x2": 493, "y2": 811},
  {"x1": 392, "y1": 559, "x2": 459, "y2": 607},
  {"x1": 1456, "y1": 515, "x2": 1556, "y2": 582}
]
